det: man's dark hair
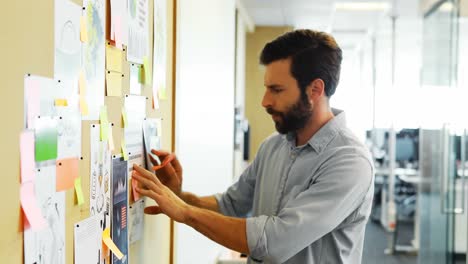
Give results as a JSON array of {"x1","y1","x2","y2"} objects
[{"x1": 260, "y1": 29, "x2": 342, "y2": 98}]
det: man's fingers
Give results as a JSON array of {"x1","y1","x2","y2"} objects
[
  {"x1": 135, "y1": 186, "x2": 153, "y2": 198},
  {"x1": 149, "y1": 153, "x2": 161, "y2": 166},
  {"x1": 151, "y1": 149, "x2": 171, "y2": 158},
  {"x1": 132, "y1": 164, "x2": 155, "y2": 179},
  {"x1": 151, "y1": 151, "x2": 182, "y2": 174},
  {"x1": 144, "y1": 205, "x2": 162, "y2": 215},
  {"x1": 132, "y1": 169, "x2": 162, "y2": 189}
]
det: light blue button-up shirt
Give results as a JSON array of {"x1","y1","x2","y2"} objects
[{"x1": 216, "y1": 109, "x2": 374, "y2": 264}]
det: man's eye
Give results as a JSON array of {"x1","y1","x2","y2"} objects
[{"x1": 272, "y1": 88, "x2": 282, "y2": 93}]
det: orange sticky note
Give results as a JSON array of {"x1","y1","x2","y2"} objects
[
  {"x1": 74, "y1": 177, "x2": 84, "y2": 205},
  {"x1": 131, "y1": 178, "x2": 140, "y2": 201},
  {"x1": 80, "y1": 16, "x2": 88, "y2": 43},
  {"x1": 20, "y1": 131, "x2": 36, "y2": 183},
  {"x1": 102, "y1": 228, "x2": 124, "y2": 259},
  {"x1": 121, "y1": 140, "x2": 128, "y2": 161},
  {"x1": 55, "y1": 99, "x2": 68, "y2": 106},
  {"x1": 56, "y1": 158, "x2": 79, "y2": 191},
  {"x1": 20, "y1": 182, "x2": 47, "y2": 231}
]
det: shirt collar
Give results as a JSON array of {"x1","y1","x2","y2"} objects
[{"x1": 286, "y1": 108, "x2": 346, "y2": 153}]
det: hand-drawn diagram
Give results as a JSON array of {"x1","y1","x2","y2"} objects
[{"x1": 90, "y1": 124, "x2": 111, "y2": 216}]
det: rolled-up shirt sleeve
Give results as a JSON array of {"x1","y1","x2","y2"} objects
[
  {"x1": 245, "y1": 151, "x2": 373, "y2": 263},
  {"x1": 215, "y1": 143, "x2": 265, "y2": 217}
]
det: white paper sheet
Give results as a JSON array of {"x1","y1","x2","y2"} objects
[
  {"x1": 82, "y1": 0, "x2": 106, "y2": 120},
  {"x1": 24, "y1": 75, "x2": 58, "y2": 129},
  {"x1": 90, "y1": 124, "x2": 112, "y2": 216},
  {"x1": 54, "y1": 0, "x2": 82, "y2": 84},
  {"x1": 127, "y1": 0, "x2": 149, "y2": 64},
  {"x1": 129, "y1": 199, "x2": 145, "y2": 244},
  {"x1": 24, "y1": 165, "x2": 66, "y2": 264},
  {"x1": 142, "y1": 118, "x2": 162, "y2": 171},
  {"x1": 57, "y1": 110, "x2": 81, "y2": 159},
  {"x1": 74, "y1": 214, "x2": 103, "y2": 264},
  {"x1": 124, "y1": 95, "x2": 146, "y2": 173}
]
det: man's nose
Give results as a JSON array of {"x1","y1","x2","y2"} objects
[{"x1": 261, "y1": 91, "x2": 272, "y2": 109}]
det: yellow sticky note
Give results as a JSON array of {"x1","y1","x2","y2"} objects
[
  {"x1": 121, "y1": 140, "x2": 128, "y2": 161},
  {"x1": 106, "y1": 71, "x2": 123, "y2": 97},
  {"x1": 143, "y1": 57, "x2": 152, "y2": 85},
  {"x1": 100, "y1": 106, "x2": 109, "y2": 141},
  {"x1": 74, "y1": 177, "x2": 84, "y2": 205},
  {"x1": 54, "y1": 99, "x2": 68, "y2": 106},
  {"x1": 108, "y1": 127, "x2": 115, "y2": 151},
  {"x1": 80, "y1": 16, "x2": 88, "y2": 43},
  {"x1": 79, "y1": 71, "x2": 87, "y2": 95},
  {"x1": 159, "y1": 84, "x2": 167, "y2": 100},
  {"x1": 106, "y1": 44, "x2": 123, "y2": 72},
  {"x1": 102, "y1": 228, "x2": 124, "y2": 260},
  {"x1": 121, "y1": 108, "x2": 128, "y2": 128},
  {"x1": 80, "y1": 96, "x2": 89, "y2": 116}
]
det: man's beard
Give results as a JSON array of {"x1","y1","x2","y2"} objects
[{"x1": 266, "y1": 94, "x2": 312, "y2": 134}]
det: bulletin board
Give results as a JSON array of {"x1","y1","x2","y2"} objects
[{"x1": 0, "y1": 0, "x2": 176, "y2": 263}]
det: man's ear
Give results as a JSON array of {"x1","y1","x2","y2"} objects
[{"x1": 306, "y1": 78, "x2": 325, "y2": 101}]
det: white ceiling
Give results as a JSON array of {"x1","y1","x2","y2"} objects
[{"x1": 243, "y1": 0, "x2": 421, "y2": 51}]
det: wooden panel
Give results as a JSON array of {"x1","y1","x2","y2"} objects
[{"x1": 0, "y1": 0, "x2": 175, "y2": 263}]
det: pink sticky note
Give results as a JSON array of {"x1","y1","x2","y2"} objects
[
  {"x1": 20, "y1": 131, "x2": 36, "y2": 183},
  {"x1": 115, "y1": 16, "x2": 123, "y2": 50},
  {"x1": 25, "y1": 78, "x2": 40, "y2": 129},
  {"x1": 20, "y1": 182, "x2": 47, "y2": 231},
  {"x1": 56, "y1": 158, "x2": 79, "y2": 191},
  {"x1": 131, "y1": 177, "x2": 140, "y2": 201}
]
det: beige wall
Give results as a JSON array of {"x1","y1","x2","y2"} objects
[{"x1": 245, "y1": 26, "x2": 292, "y2": 161}]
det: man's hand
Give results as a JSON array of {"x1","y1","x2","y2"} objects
[
  {"x1": 149, "y1": 150, "x2": 183, "y2": 196},
  {"x1": 132, "y1": 164, "x2": 190, "y2": 223}
]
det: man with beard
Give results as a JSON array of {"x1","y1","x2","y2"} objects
[{"x1": 132, "y1": 29, "x2": 374, "y2": 264}]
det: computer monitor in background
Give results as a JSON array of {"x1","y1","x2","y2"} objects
[{"x1": 395, "y1": 129, "x2": 419, "y2": 166}]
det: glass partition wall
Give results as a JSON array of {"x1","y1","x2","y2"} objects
[{"x1": 418, "y1": 1, "x2": 466, "y2": 263}]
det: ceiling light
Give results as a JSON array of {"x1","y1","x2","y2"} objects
[{"x1": 334, "y1": 2, "x2": 390, "y2": 11}]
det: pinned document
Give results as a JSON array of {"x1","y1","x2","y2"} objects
[
  {"x1": 35, "y1": 117, "x2": 58, "y2": 162},
  {"x1": 20, "y1": 131, "x2": 36, "y2": 183},
  {"x1": 74, "y1": 214, "x2": 103, "y2": 264}
]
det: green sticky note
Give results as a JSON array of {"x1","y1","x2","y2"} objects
[
  {"x1": 121, "y1": 140, "x2": 129, "y2": 161},
  {"x1": 74, "y1": 177, "x2": 84, "y2": 205},
  {"x1": 143, "y1": 57, "x2": 152, "y2": 85},
  {"x1": 100, "y1": 106, "x2": 109, "y2": 141},
  {"x1": 35, "y1": 117, "x2": 58, "y2": 162},
  {"x1": 159, "y1": 84, "x2": 167, "y2": 100}
]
